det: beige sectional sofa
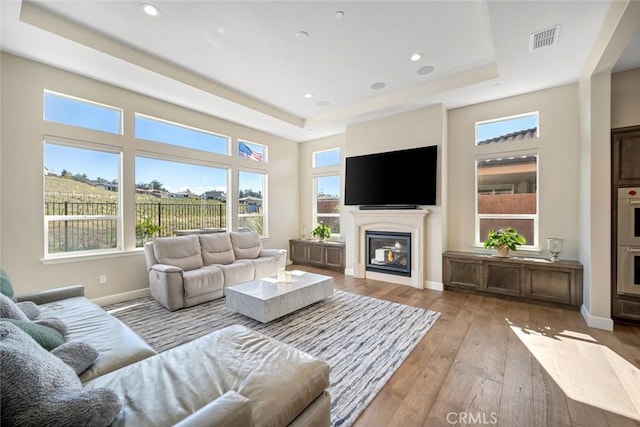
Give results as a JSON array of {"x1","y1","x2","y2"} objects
[
  {"x1": 7, "y1": 285, "x2": 330, "y2": 426},
  {"x1": 144, "y1": 231, "x2": 286, "y2": 311}
]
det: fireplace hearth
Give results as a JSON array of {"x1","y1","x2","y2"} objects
[{"x1": 366, "y1": 231, "x2": 411, "y2": 277}]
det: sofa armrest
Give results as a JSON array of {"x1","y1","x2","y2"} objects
[
  {"x1": 16, "y1": 284, "x2": 85, "y2": 304},
  {"x1": 259, "y1": 248, "x2": 286, "y2": 258},
  {"x1": 173, "y1": 391, "x2": 252, "y2": 427},
  {"x1": 150, "y1": 264, "x2": 183, "y2": 274}
]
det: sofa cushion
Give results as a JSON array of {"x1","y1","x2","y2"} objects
[
  {"x1": 0, "y1": 322, "x2": 122, "y2": 427},
  {"x1": 250, "y1": 256, "x2": 285, "y2": 280},
  {"x1": 153, "y1": 235, "x2": 204, "y2": 271},
  {"x1": 16, "y1": 301, "x2": 41, "y2": 320},
  {"x1": 230, "y1": 231, "x2": 263, "y2": 259},
  {"x1": 199, "y1": 234, "x2": 236, "y2": 265},
  {"x1": 218, "y1": 261, "x2": 255, "y2": 286},
  {"x1": 83, "y1": 325, "x2": 329, "y2": 427},
  {"x1": 39, "y1": 296, "x2": 157, "y2": 382},
  {"x1": 183, "y1": 265, "x2": 224, "y2": 299}
]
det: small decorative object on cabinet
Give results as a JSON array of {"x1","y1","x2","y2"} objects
[
  {"x1": 547, "y1": 237, "x2": 563, "y2": 262},
  {"x1": 443, "y1": 251, "x2": 583, "y2": 308},
  {"x1": 290, "y1": 239, "x2": 345, "y2": 271},
  {"x1": 311, "y1": 223, "x2": 331, "y2": 241},
  {"x1": 482, "y1": 227, "x2": 526, "y2": 257}
]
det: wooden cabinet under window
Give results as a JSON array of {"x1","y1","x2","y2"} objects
[
  {"x1": 443, "y1": 251, "x2": 583, "y2": 308},
  {"x1": 289, "y1": 239, "x2": 345, "y2": 271}
]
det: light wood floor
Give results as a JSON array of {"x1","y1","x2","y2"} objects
[{"x1": 294, "y1": 266, "x2": 640, "y2": 427}]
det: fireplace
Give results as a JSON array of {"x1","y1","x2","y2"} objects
[{"x1": 366, "y1": 231, "x2": 411, "y2": 277}]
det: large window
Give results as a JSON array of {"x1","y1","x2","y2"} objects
[
  {"x1": 135, "y1": 157, "x2": 228, "y2": 245},
  {"x1": 135, "y1": 113, "x2": 229, "y2": 155},
  {"x1": 44, "y1": 141, "x2": 121, "y2": 255},
  {"x1": 44, "y1": 90, "x2": 122, "y2": 134},
  {"x1": 476, "y1": 154, "x2": 538, "y2": 247},
  {"x1": 238, "y1": 171, "x2": 266, "y2": 236},
  {"x1": 314, "y1": 175, "x2": 341, "y2": 235}
]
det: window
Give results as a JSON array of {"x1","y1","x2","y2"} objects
[
  {"x1": 44, "y1": 142, "x2": 121, "y2": 255},
  {"x1": 135, "y1": 113, "x2": 229, "y2": 155},
  {"x1": 313, "y1": 148, "x2": 340, "y2": 167},
  {"x1": 238, "y1": 171, "x2": 266, "y2": 236},
  {"x1": 314, "y1": 175, "x2": 341, "y2": 235},
  {"x1": 44, "y1": 91, "x2": 122, "y2": 134},
  {"x1": 134, "y1": 157, "x2": 228, "y2": 245},
  {"x1": 476, "y1": 154, "x2": 538, "y2": 247},
  {"x1": 476, "y1": 112, "x2": 538, "y2": 145},
  {"x1": 238, "y1": 140, "x2": 266, "y2": 162}
]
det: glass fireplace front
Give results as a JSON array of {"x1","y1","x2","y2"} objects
[{"x1": 365, "y1": 231, "x2": 411, "y2": 277}]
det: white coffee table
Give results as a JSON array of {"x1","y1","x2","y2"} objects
[{"x1": 225, "y1": 271, "x2": 334, "y2": 323}]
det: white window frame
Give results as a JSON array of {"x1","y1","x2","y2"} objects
[
  {"x1": 237, "y1": 169, "x2": 268, "y2": 237},
  {"x1": 43, "y1": 138, "x2": 123, "y2": 258},
  {"x1": 474, "y1": 151, "x2": 539, "y2": 250}
]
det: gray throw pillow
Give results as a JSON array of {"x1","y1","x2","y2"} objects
[
  {"x1": 16, "y1": 301, "x2": 41, "y2": 320},
  {"x1": 0, "y1": 293, "x2": 29, "y2": 321},
  {"x1": 0, "y1": 322, "x2": 122, "y2": 426},
  {"x1": 52, "y1": 341, "x2": 99, "y2": 375},
  {"x1": 33, "y1": 317, "x2": 68, "y2": 336},
  {"x1": 2, "y1": 319, "x2": 64, "y2": 351}
]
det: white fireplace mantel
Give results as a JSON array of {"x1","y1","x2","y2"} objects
[{"x1": 350, "y1": 209, "x2": 429, "y2": 288}]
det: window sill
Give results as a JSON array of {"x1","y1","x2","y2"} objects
[{"x1": 41, "y1": 248, "x2": 144, "y2": 265}]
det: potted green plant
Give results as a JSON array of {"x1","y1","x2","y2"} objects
[
  {"x1": 311, "y1": 223, "x2": 331, "y2": 241},
  {"x1": 483, "y1": 227, "x2": 526, "y2": 257}
]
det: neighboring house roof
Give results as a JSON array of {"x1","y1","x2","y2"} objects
[{"x1": 477, "y1": 127, "x2": 538, "y2": 145}]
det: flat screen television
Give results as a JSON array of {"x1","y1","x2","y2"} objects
[{"x1": 344, "y1": 145, "x2": 437, "y2": 207}]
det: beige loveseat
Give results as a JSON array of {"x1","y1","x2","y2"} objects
[
  {"x1": 144, "y1": 231, "x2": 286, "y2": 311},
  {"x1": 7, "y1": 285, "x2": 330, "y2": 426}
]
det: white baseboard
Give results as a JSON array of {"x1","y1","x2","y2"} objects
[
  {"x1": 580, "y1": 304, "x2": 614, "y2": 331},
  {"x1": 92, "y1": 288, "x2": 150, "y2": 307},
  {"x1": 425, "y1": 281, "x2": 444, "y2": 291},
  {"x1": 344, "y1": 268, "x2": 354, "y2": 276}
]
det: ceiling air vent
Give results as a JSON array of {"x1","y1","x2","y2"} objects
[{"x1": 529, "y1": 25, "x2": 560, "y2": 51}]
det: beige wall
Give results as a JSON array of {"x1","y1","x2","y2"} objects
[
  {"x1": 612, "y1": 67, "x2": 640, "y2": 129},
  {"x1": 343, "y1": 104, "x2": 447, "y2": 287},
  {"x1": 0, "y1": 53, "x2": 298, "y2": 300},
  {"x1": 448, "y1": 84, "x2": 581, "y2": 259}
]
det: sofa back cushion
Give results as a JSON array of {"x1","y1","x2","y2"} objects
[
  {"x1": 230, "y1": 231, "x2": 262, "y2": 259},
  {"x1": 152, "y1": 235, "x2": 203, "y2": 271},
  {"x1": 199, "y1": 234, "x2": 235, "y2": 265}
]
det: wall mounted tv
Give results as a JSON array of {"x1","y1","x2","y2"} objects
[{"x1": 344, "y1": 145, "x2": 437, "y2": 207}]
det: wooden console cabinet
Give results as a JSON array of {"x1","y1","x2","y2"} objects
[
  {"x1": 443, "y1": 251, "x2": 583, "y2": 308},
  {"x1": 289, "y1": 239, "x2": 345, "y2": 271}
]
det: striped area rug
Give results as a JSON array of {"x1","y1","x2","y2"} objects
[{"x1": 105, "y1": 290, "x2": 440, "y2": 427}]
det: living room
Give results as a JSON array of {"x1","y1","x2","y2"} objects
[{"x1": 1, "y1": 1, "x2": 640, "y2": 426}]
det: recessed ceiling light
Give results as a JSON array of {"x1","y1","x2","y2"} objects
[
  {"x1": 370, "y1": 82, "x2": 386, "y2": 90},
  {"x1": 417, "y1": 65, "x2": 435, "y2": 75},
  {"x1": 336, "y1": 11, "x2": 345, "y2": 18},
  {"x1": 317, "y1": 101, "x2": 330, "y2": 107},
  {"x1": 410, "y1": 53, "x2": 422, "y2": 62},
  {"x1": 296, "y1": 31, "x2": 309, "y2": 40},
  {"x1": 141, "y1": 3, "x2": 160, "y2": 16},
  {"x1": 304, "y1": 93, "x2": 314, "y2": 99}
]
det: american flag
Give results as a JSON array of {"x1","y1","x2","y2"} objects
[{"x1": 239, "y1": 142, "x2": 264, "y2": 162}]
